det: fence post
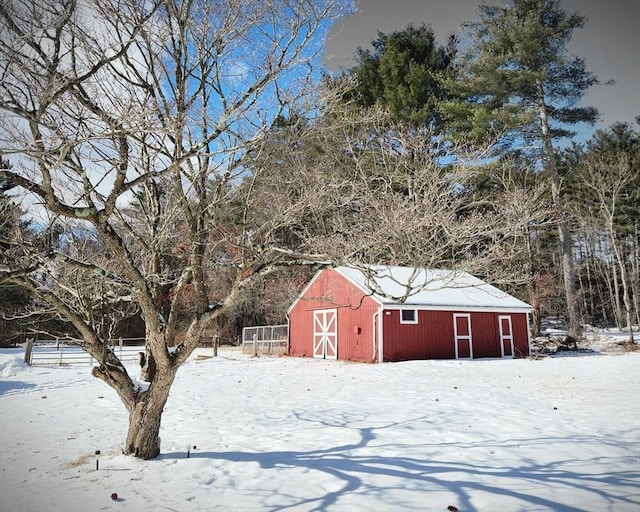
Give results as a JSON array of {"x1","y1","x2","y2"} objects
[
  {"x1": 213, "y1": 335, "x2": 219, "y2": 357},
  {"x1": 59, "y1": 345, "x2": 64, "y2": 366},
  {"x1": 119, "y1": 337, "x2": 123, "y2": 359},
  {"x1": 253, "y1": 334, "x2": 257, "y2": 356},
  {"x1": 24, "y1": 338, "x2": 34, "y2": 365}
]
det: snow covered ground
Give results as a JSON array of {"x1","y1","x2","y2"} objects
[{"x1": 1, "y1": 333, "x2": 638, "y2": 511}]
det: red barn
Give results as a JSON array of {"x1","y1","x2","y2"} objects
[{"x1": 287, "y1": 265, "x2": 531, "y2": 362}]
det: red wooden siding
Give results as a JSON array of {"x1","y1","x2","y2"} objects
[
  {"x1": 510, "y1": 313, "x2": 530, "y2": 357},
  {"x1": 382, "y1": 310, "x2": 530, "y2": 361},
  {"x1": 288, "y1": 269, "x2": 379, "y2": 362},
  {"x1": 382, "y1": 310, "x2": 456, "y2": 361}
]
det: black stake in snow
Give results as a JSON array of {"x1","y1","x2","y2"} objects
[{"x1": 95, "y1": 450, "x2": 101, "y2": 470}]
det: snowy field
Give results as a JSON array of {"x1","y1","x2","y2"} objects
[{"x1": 1, "y1": 334, "x2": 639, "y2": 511}]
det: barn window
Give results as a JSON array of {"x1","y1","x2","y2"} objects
[{"x1": 400, "y1": 309, "x2": 418, "y2": 324}]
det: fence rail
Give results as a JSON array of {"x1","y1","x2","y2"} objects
[
  {"x1": 242, "y1": 324, "x2": 288, "y2": 355},
  {"x1": 25, "y1": 337, "x2": 145, "y2": 366}
]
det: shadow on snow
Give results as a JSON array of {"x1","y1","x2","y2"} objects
[
  {"x1": 0, "y1": 380, "x2": 37, "y2": 395},
  {"x1": 158, "y1": 411, "x2": 639, "y2": 512}
]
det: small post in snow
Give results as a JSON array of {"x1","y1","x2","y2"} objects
[{"x1": 24, "y1": 338, "x2": 34, "y2": 365}]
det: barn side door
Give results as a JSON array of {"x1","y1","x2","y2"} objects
[
  {"x1": 453, "y1": 313, "x2": 473, "y2": 359},
  {"x1": 313, "y1": 309, "x2": 337, "y2": 360},
  {"x1": 498, "y1": 315, "x2": 514, "y2": 358}
]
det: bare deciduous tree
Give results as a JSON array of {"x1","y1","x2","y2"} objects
[
  {"x1": 244, "y1": 97, "x2": 553, "y2": 295},
  {"x1": 0, "y1": 0, "x2": 351, "y2": 459},
  {"x1": 579, "y1": 153, "x2": 637, "y2": 343}
]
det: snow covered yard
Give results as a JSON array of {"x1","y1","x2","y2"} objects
[{"x1": 1, "y1": 344, "x2": 638, "y2": 511}]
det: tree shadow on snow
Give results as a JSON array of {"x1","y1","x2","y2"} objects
[
  {"x1": 0, "y1": 380, "x2": 36, "y2": 395},
  {"x1": 160, "y1": 411, "x2": 639, "y2": 512}
]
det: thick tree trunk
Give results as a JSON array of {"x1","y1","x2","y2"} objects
[
  {"x1": 536, "y1": 82, "x2": 582, "y2": 339},
  {"x1": 123, "y1": 369, "x2": 176, "y2": 459},
  {"x1": 558, "y1": 221, "x2": 581, "y2": 337},
  {"x1": 124, "y1": 401, "x2": 163, "y2": 459},
  {"x1": 530, "y1": 302, "x2": 541, "y2": 338}
]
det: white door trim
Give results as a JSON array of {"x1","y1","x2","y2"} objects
[
  {"x1": 453, "y1": 313, "x2": 473, "y2": 359},
  {"x1": 498, "y1": 315, "x2": 514, "y2": 358}
]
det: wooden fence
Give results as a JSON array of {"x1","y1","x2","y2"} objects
[
  {"x1": 241, "y1": 324, "x2": 288, "y2": 355},
  {"x1": 25, "y1": 337, "x2": 145, "y2": 366}
]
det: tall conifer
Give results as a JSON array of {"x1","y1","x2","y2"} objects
[{"x1": 449, "y1": 0, "x2": 600, "y2": 338}]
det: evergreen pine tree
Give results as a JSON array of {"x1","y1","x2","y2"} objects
[
  {"x1": 345, "y1": 23, "x2": 457, "y2": 130},
  {"x1": 448, "y1": 0, "x2": 600, "y2": 338}
]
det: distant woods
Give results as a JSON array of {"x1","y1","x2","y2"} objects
[
  {"x1": 1, "y1": 0, "x2": 638, "y2": 353},
  {"x1": 335, "y1": 0, "x2": 638, "y2": 340}
]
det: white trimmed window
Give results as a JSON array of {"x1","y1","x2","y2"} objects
[{"x1": 400, "y1": 309, "x2": 418, "y2": 324}]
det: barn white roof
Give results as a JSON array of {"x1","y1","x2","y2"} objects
[{"x1": 336, "y1": 265, "x2": 531, "y2": 312}]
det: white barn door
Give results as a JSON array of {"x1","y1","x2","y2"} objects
[
  {"x1": 499, "y1": 315, "x2": 514, "y2": 358},
  {"x1": 453, "y1": 313, "x2": 473, "y2": 359},
  {"x1": 313, "y1": 309, "x2": 337, "y2": 359}
]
